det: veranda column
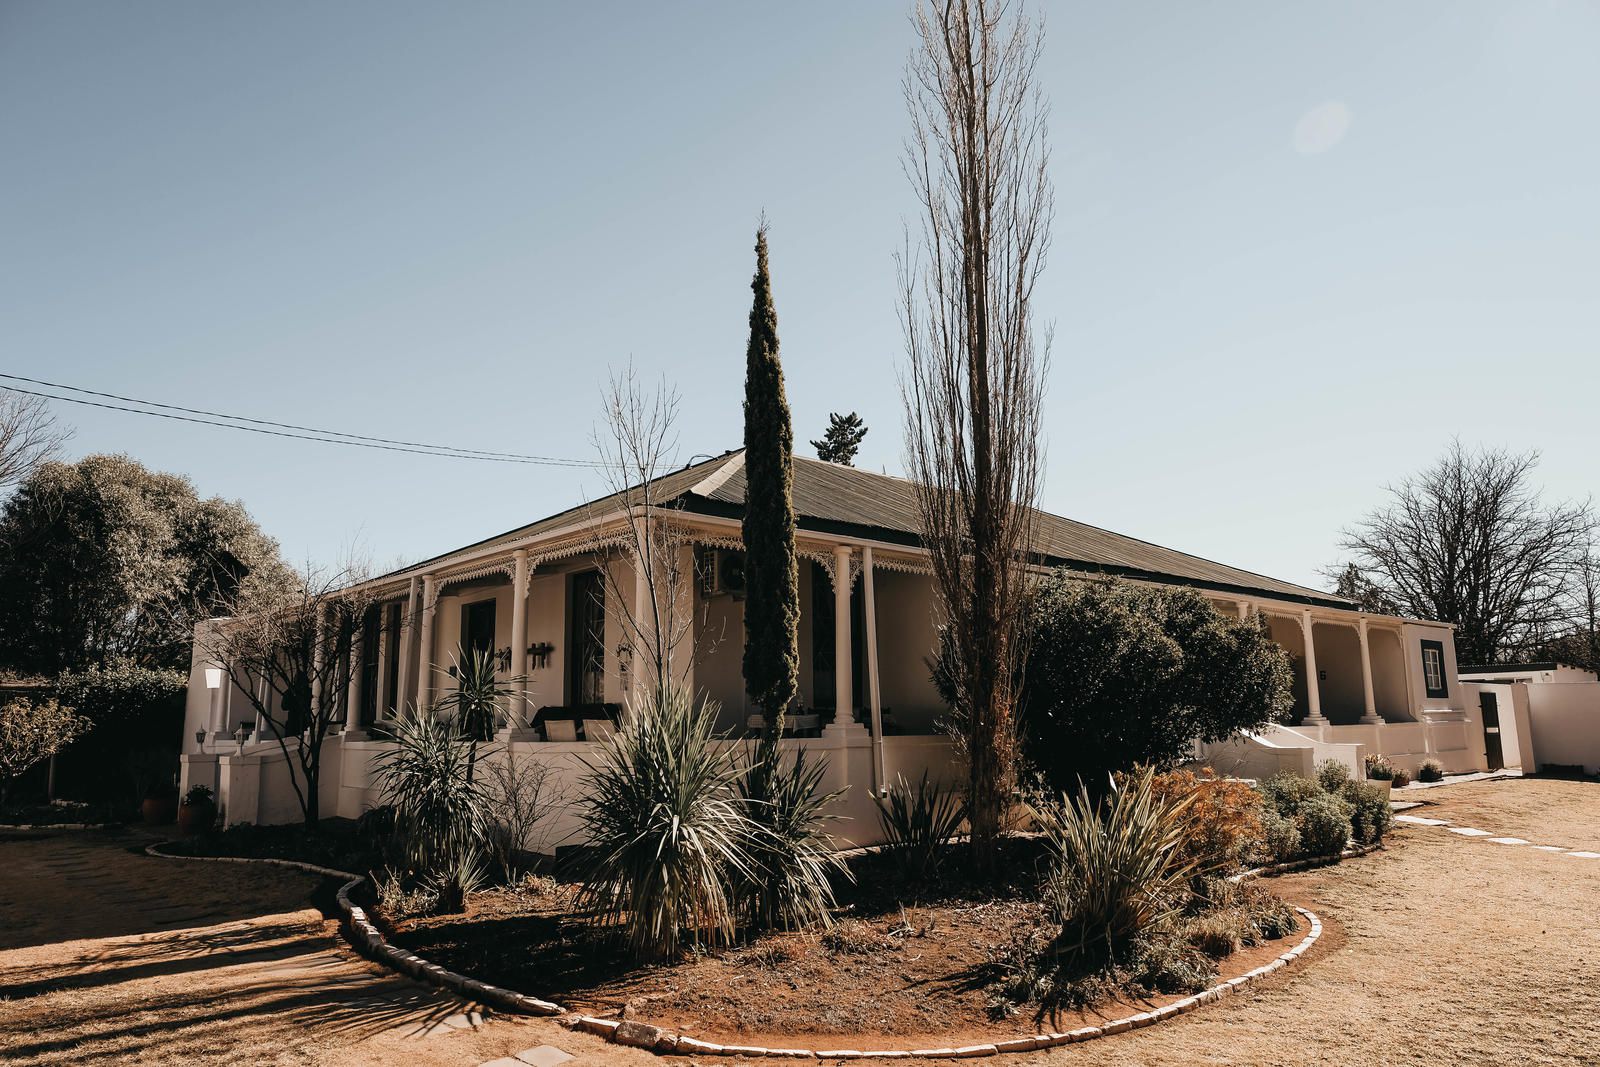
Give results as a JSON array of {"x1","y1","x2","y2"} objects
[
  {"x1": 1357, "y1": 617, "x2": 1381, "y2": 724},
  {"x1": 373, "y1": 607, "x2": 391, "y2": 721},
  {"x1": 309, "y1": 608, "x2": 326, "y2": 733},
  {"x1": 862, "y1": 547, "x2": 886, "y2": 794},
  {"x1": 1300, "y1": 610, "x2": 1328, "y2": 726},
  {"x1": 832, "y1": 545, "x2": 854, "y2": 727},
  {"x1": 1237, "y1": 600, "x2": 1251, "y2": 622},
  {"x1": 634, "y1": 521, "x2": 655, "y2": 696},
  {"x1": 207, "y1": 661, "x2": 227, "y2": 742},
  {"x1": 344, "y1": 624, "x2": 364, "y2": 738},
  {"x1": 414, "y1": 575, "x2": 437, "y2": 711},
  {"x1": 507, "y1": 550, "x2": 531, "y2": 733},
  {"x1": 395, "y1": 576, "x2": 419, "y2": 715}
]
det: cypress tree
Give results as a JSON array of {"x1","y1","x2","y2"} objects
[{"x1": 741, "y1": 224, "x2": 799, "y2": 734}]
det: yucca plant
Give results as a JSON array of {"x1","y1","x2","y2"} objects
[
  {"x1": 432, "y1": 645, "x2": 521, "y2": 778},
  {"x1": 571, "y1": 687, "x2": 763, "y2": 959},
  {"x1": 1031, "y1": 767, "x2": 1197, "y2": 965},
  {"x1": 875, "y1": 770, "x2": 966, "y2": 886},
  {"x1": 738, "y1": 735, "x2": 850, "y2": 931},
  {"x1": 374, "y1": 703, "x2": 492, "y2": 912}
]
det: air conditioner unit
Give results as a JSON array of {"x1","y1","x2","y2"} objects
[{"x1": 705, "y1": 548, "x2": 746, "y2": 599}]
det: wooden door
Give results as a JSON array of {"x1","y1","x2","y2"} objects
[{"x1": 1480, "y1": 691, "x2": 1504, "y2": 771}]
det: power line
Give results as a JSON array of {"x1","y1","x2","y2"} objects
[{"x1": 1, "y1": 373, "x2": 607, "y2": 468}]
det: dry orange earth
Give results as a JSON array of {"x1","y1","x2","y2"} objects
[{"x1": 2, "y1": 777, "x2": 1597, "y2": 1065}]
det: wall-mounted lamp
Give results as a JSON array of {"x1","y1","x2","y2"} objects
[
  {"x1": 232, "y1": 722, "x2": 250, "y2": 754},
  {"x1": 617, "y1": 643, "x2": 633, "y2": 677},
  {"x1": 528, "y1": 642, "x2": 555, "y2": 670},
  {"x1": 195, "y1": 728, "x2": 207, "y2": 747}
]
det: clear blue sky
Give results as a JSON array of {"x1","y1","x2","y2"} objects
[{"x1": 3, "y1": 1, "x2": 1597, "y2": 589}]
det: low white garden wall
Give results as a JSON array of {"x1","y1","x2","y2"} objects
[{"x1": 184, "y1": 729, "x2": 960, "y2": 851}]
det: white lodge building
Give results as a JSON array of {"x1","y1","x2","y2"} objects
[{"x1": 182, "y1": 451, "x2": 1492, "y2": 844}]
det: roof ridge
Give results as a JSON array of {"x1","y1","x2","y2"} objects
[{"x1": 690, "y1": 449, "x2": 745, "y2": 498}]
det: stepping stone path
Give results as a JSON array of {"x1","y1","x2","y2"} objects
[{"x1": 1395, "y1": 813, "x2": 1596, "y2": 859}]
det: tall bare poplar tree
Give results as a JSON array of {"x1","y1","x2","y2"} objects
[{"x1": 900, "y1": 0, "x2": 1052, "y2": 870}]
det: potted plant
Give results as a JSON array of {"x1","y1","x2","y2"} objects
[
  {"x1": 178, "y1": 784, "x2": 216, "y2": 835},
  {"x1": 1363, "y1": 753, "x2": 1396, "y2": 800},
  {"x1": 141, "y1": 779, "x2": 179, "y2": 825}
]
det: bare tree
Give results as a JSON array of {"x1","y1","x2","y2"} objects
[
  {"x1": 586, "y1": 366, "x2": 701, "y2": 703},
  {"x1": 0, "y1": 390, "x2": 69, "y2": 490},
  {"x1": 203, "y1": 558, "x2": 378, "y2": 827},
  {"x1": 1531, "y1": 544, "x2": 1600, "y2": 673},
  {"x1": 1336, "y1": 442, "x2": 1594, "y2": 665},
  {"x1": 900, "y1": 0, "x2": 1052, "y2": 870}
]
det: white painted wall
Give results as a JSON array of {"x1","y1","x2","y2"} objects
[{"x1": 1524, "y1": 681, "x2": 1600, "y2": 773}]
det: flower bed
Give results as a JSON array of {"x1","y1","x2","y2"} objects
[{"x1": 371, "y1": 843, "x2": 1309, "y2": 1049}]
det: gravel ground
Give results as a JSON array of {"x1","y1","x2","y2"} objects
[{"x1": 2, "y1": 778, "x2": 1596, "y2": 1065}]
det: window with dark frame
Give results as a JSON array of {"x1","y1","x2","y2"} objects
[{"x1": 1421, "y1": 639, "x2": 1448, "y2": 698}]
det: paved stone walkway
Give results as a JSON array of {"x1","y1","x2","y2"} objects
[
  {"x1": 0, "y1": 829, "x2": 627, "y2": 1065},
  {"x1": 1395, "y1": 812, "x2": 1600, "y2": 858}
]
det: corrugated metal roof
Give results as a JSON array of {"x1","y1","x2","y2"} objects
[
  {"x1": 684, "y1": 453, "x2": 1346, "y2": 606},
  {"x1": 387, "y1": 449, "x2": 1347, "y2": 607}
]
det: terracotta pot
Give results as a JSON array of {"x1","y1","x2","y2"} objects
[
  {"x1": 142, "y1": 796, "x2": 178, "y2": 825},
  {"x1": 1364, "y1": 779, "x2": 1393, "y2": 801},
  {"x1": 177, "y1": 801, "x2": 216, "y2": 835}
]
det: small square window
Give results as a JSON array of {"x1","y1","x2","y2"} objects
[{"x1": 1421, "y1": 640, "x2": 1448, "y2": 698}]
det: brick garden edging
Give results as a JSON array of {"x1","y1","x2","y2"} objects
[{"x1": 142, "y1": 841, "x2": 1343, "y2": 1059}]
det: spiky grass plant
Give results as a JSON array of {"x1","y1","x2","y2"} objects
[
  {"x1": 572, "y1": 688, "x2": 762, "y2": 959},
  {"x1": 374, "y1": 703, "x2": 492, "y2": 912},
  {"x1": 1032, "y1": 767, "x2": 1197, "y2": 965},
  {"x1": 875, "y1": 770, "x2": 966, "y2": 885},
  {"x1": 738, "y1": 735, "x2": 850, "y2": 931}
]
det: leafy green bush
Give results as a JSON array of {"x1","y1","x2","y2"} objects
[
  {"x1": 571, "y1": 688, "x2": 760, "y2": 959},
  {"x1": 1127, "y1": 933, "x2": 1217, "y2": 994},
  {"x1": 1342, "y1": 781, "x2": 1393, "y2": 844},
  {"x1": 1391, "y1": 765, "x2": 1413, "y2": 788},
  {"x1": 1257, "y1": 807, "x2": 1300, "y2": 863},
  {"x1": 1033, "y1": 768, "x2": 1196, "y2": 964},
  {"x1": 0, "y1": 696, "x2": 89, "y2": 806},
  {"x1": 875, "y1": 770, "x2": 965, "y2": 886},
  {"x1": 1258, "y1": 772, "x2": 1321, "y2": 818},
  {"x1": 374, "y1": 705, "x2": 492, "y2": 912},
  {"x1": 967, "y1": 577, "x2": 1293, "y2": 792},
  {"x1": 1295, "y1": 793, "x2": 1352, "y2": 857},
  {"x1": 739, "y1": 737, "x2": 850, "y2": 931},
  {"x1": 1417, "y1": 758, "x2": 1444, "y2": 783},
  {"x1": 1363, "y1": 752, "x2": 1396, "y2": 782},
  {"x1": 1316, "y1": 758, "x2": 1352, "y2": 793}
]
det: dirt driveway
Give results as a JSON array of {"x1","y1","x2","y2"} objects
[{"x1": 2, "y1": 778, "x2": 1597, "y2": 1065}]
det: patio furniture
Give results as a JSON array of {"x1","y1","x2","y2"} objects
[{"x1": 531, "y1": 703, "x2": 622, "y2": 742}]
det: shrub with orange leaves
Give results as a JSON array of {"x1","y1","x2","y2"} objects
[{"x1": 1148, "y1": 768, "x2": 1264, "y2": 876}]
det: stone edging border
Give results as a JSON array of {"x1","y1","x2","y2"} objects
[
  {"x1": 139, "y1": 842, "x2": 1355, "y2": 1059},
  {"x1": 0, "y1": 822, "x2": 124, "y2": 832},
  {"x1": 144, "y1": 838, "x2": 1327, "y2": 1059}
]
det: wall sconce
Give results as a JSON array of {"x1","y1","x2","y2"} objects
[
  {"x1": 232, "y1": 722, "x2": 250, "y2": 754},
  {"x1": 195, "y1": 728, "x2": 206, "y2": 747},
  {"x1": 528, "y1": 642, "x2": 555, "y2": 670},
  {"x1": 617, "y1": 643, "x2": 633, "y2": 677}
]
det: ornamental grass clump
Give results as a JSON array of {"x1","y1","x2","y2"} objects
[
  {"x1": 374, "y1": 704, "x2": 493, "y2": 912},
  {"x1": 738, "y1": 735, "x2": 850, "y2": 932},
  {"x1": 1417, "y1": 757, "x2": 1445, "y2": 783},
  {"x1": 1033, "y1": 767, "x2": 1197, "y2": 966},
  {"x1": 875, "y1": 770, "x2": 966, "y2": 887},
  {"x1": 571, "y1": 688, "x2": 762, "y2": 960}
]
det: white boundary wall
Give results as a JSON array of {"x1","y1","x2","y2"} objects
[{"x1": 184, "y1": 731, "x2": 960, "y2": 850}]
